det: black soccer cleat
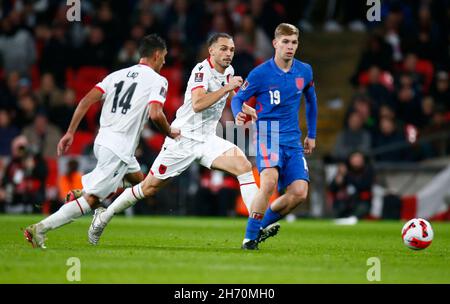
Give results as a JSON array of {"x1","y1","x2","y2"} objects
[
  {"x1": 258, "y1": 222, "x2": 281, "y2": 243},
  {"x1": 241, "y1": 239, "x2": 259, "y2": 250}
]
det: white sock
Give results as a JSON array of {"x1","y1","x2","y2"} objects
[
  {"x1": 237, "y1": 171, "x2": 258, "y2": 213},
  {"x1": 102, "y1": 183, "x2": 145, "y2": 223},
  {"x1": 39, "y1": 196, "x2": 91, "y2": 233}
]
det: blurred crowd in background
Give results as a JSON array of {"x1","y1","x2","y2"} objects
[{"x1": 0, "y1": 0, "x2": 448, "y2": 218}]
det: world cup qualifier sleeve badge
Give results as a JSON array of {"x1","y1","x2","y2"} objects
[
  {"x1": 241, "y1": 80, "x2": 249, "y2": 90},
  {"x1": 194, "y1": 72, "x2": 204, "y2": 82}
]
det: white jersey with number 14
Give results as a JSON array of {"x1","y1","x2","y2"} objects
[{"x1": 93, "y1": 63, "x2": 168, "y2": 164}]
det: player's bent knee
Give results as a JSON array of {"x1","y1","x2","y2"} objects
[
  {"x1": 260, "y1": 179, "x2": 277, "y2": 196},
  {"x1": 293, "y1": 190, "x2": 308, "y2": 205},
  {"x1": 284, "y1": 192, "x2": 307, "y2": 212},
  {"x1": 85, "y1": 194, "x2": 101, "y2": 208},
  {"x1": 288, "y1": 182, "x2": 308, "y2": 201},
  {"x1": 237, "y1": 158, "x2": 252, "y2": 174}
]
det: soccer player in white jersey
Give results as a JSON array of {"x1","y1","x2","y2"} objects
[
  {"x1": 24, "y1": 34, "x2": 179, "y2": 248},
  {"x1": 88, "y1": 33, "x2": 276, "y2": 246}
]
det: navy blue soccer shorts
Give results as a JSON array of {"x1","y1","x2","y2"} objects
[{"x1": 256, "y1": 143, "x2": 309, "y2": 192}]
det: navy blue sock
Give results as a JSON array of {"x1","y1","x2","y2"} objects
[
  {"x1": 244, "y1": 217, "x2": 262, "y2": 241},
  {"x1": 261, "y1": 207, "x2": 283, "y2": 228}
]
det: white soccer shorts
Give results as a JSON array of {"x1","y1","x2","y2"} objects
[
  {"x1": 150, "y1": 135, "x2": 236, "y2": 179},
  {"x1": 82, "y1": 144, "x2": 141, "y2": 199}
]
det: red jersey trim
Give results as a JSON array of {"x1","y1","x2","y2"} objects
[
  {"x1": 137, "y1": 61, "x2": 154, "y2": 71},
  {"x1": 191, "y1": 85, "x2": 205, "y2": 92},
  {"x1": 148, "y1": 100, "x2": 164, "y2": 105},
  {"x1": 240, "y1": 182, "x2": 256, "y2": 187},
  {"x1": 207, "y1": 57, "x2": 214, "y2": 68},
  {"x1": 94, "y1": 86, "x2": 105, "y2": 94}
]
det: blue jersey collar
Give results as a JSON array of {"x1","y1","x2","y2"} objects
[{"x1": 270, "y1": 57, "x2": 296, "y2": 75}]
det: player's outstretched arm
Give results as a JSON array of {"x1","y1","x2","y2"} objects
[
  {"x1": 192, "y1": 76, "x2": 243, "y2": 113},
  {"x1": 149, "y1": 102, "x2": 180, "y2": 139},
  {"x1": 57, "y1": 87, "x2": 103, "y2": 156}
]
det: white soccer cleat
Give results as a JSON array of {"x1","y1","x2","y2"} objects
[
  {"x1": 24, "y1": 223, "x2": 47, "y2": 249},
  {"x1": 258, "y1": 222, "x2": 281, "y2": 243},
  {"x1": 88, "y1": 207, "x2": 107, "y2": 245}
]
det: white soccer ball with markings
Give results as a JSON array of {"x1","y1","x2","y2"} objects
[{"x1": 401, "y1": 218, "x2": 434, "y2": 250}]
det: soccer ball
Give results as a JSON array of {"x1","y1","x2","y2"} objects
[{"x1": 401, "y1": 218, "x2": 434, "y2": 250}]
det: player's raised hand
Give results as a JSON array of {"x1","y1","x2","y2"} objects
[
  {"x1": 242, "y1": 103, "x2": 257, "y2": 122},
  {"x1": 57, "y1": 132, "x2": 74, "y2": 156},
  {"x1": 304, "y1": 137, "x2": 316, "y2": 155},
  {"x1": 225, "y1": 76, "x2": 243, "y2": 92}
]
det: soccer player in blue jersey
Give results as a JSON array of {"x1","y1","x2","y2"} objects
[{"x1": 231, "y1": 23, "x2": 318, "y2": 250}]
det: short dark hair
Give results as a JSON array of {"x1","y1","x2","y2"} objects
[
  {"x1": 207, "y1": 32, "x2": 232, "y2": 47},
  {"x1": 139, "y1": 34, "x2": 167, "y2": 58}
]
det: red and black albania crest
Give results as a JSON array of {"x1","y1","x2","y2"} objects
[{"x1": 159, "y1": 164, "x2": 167, "y2": 174}]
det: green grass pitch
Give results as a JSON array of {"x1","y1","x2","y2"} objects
[{"x1": 1, "y1": 215, "x2": 449, "y2": 283}]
